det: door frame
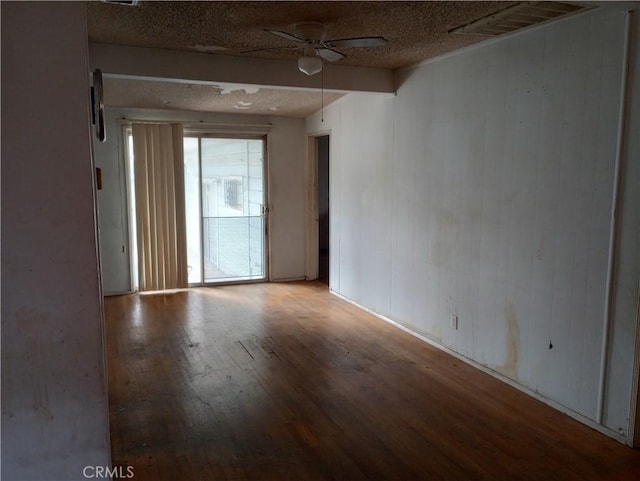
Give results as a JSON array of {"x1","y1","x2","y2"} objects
[
  {"x1": 188, "y1": 132, "x2": 270, "y2": 286},
  {"x1": 305, "y1": 130, "x2": 331, "y2": 281}
]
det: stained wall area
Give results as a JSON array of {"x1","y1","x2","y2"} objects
[{"x1": 307, "y1": 8, "x2": 640, "y2": 442}]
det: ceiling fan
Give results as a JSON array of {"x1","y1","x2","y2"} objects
[{"x1": 243, "y1": 22, "x2": 388, "y2": 76}]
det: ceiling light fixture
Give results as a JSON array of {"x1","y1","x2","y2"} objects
[{"x1": 297, "y1": 47, "x2": 323, "y2": 76}]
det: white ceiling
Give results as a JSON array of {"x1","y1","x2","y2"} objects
[{"x1": 103, "y1": 78, "x2": 344, "y2": 118}]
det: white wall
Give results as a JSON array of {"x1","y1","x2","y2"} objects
[
  {"x1": 266, "y1": 116, "x2": 308, "y2": 280},
  {"x1": 94, "y1": 109, "x2": 132, "y2": 294},
  {"x1": 307, "y1": 8, "x2": 639, "y2": 442},
  {"x1": 95, "y1": 108, "x2": 307, "y2": 292},
  {"x1": 1, "y1": 2, "x2": 111, "y2": 479}
]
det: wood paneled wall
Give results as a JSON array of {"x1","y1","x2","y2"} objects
[{"x1": 306, "y1": 8, "x2": 638, "y2": 441}]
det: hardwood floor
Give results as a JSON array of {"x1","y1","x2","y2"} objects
[{"x1": 105, "y1": 281, "x2": 640, "y2": 480}]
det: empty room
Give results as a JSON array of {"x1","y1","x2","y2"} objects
[{"x1": 2, "y1": 1, "x2": 640, "y2": 480}]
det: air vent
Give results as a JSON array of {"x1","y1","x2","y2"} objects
[
  {"x1": 100, "y1": 0, "x2": 140, "y2": 6},
  {"x1": 451, "y1": 2, "x2": 593, "y2": 37}
]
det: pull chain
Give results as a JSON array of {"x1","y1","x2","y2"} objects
[{"x1": 321, "y1": 65, "x2": 324, "y2": 123}]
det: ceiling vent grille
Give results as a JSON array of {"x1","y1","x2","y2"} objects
[
  {"x1": 450, "y1": 2, "x2": 593, "y2": 37},
  {"x1": 100, "y1": 0, "x2": 140, "y2": 6}
]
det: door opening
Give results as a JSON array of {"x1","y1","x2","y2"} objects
[{"x1": 317, "y1": 135, "x2": 330, "y2": 285}]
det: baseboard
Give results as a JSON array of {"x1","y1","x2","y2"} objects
[
  {"x1": 104, "y1": 290, "x2": 134, "y2": 297},
  {"x1": 330, "y1": 289, "x2": 628, "y2": 445}
]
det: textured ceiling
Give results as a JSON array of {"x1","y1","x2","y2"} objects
[
  {"x1": 103, "y1": 78, "x2": 344, "y2": 118},
  {"x1": 88, "y1": 1, "x2": 520, "y2": 116},
  {"x1": 88, "y1": 1, "x2": 516, "y2": 69}
]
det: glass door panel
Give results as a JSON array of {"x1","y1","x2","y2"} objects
[{"x1": 200, "y1": 138, "x2": 265, "y2": 282}]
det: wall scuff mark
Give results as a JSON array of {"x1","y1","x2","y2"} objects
[{"x1": 501, "y1": 301, "x2": 520, "y2": 379}]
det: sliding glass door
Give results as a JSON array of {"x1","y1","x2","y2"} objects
[{"x1": 185, "y1": 135, "x2": 267, "y2": 284}]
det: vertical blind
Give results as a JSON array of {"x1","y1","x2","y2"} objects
[{"x1": 132, "y1": 123, "x2": 188, "y2": 291}]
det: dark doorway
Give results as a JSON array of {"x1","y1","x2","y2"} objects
[{"x1": 317, "y1": 135, "x2": 330, "y2": 285}]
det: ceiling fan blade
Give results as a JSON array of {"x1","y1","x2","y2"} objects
[
  {"x1": 326, "y1": 36, "x2": 388, "y2": 49},
  {"x1": 265, "y1": 29, "x2": 307, "y2": 44},
  {"x1": 317, "y1": 47, "x2": 345, "y2": 62},
  {"x1": 241, "y1": 46, "x2": 299, "y2": 54}
]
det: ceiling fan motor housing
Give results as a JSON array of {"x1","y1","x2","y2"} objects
[{"x1": 294, "y1": 22, "x2": 327, "y2": 43}]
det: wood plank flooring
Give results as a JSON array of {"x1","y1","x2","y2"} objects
[{"x1": 105, "y1": 281, "x2": 640, "y2": 480}]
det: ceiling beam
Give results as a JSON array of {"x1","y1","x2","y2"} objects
[{"x1": 89, "y1": 43, "x2": 395, "y2": 94}]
